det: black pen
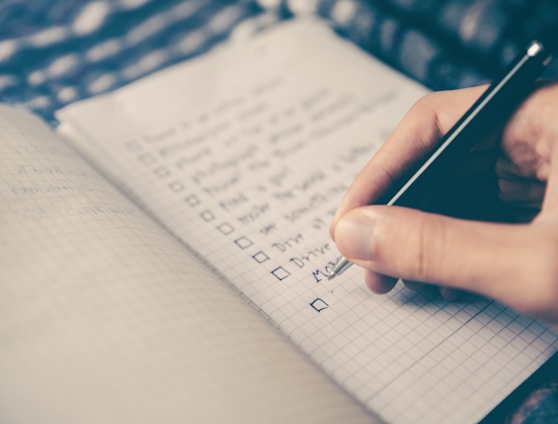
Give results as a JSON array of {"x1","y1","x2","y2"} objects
[{"x1": 329, "y1": 35, "x2": 555, "y2": 280}]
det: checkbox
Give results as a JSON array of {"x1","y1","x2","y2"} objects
[
  {"x1": 252, "y1": 251, "x2": 270, "y2": 264},
  {"x1": 234, "y1": 236, "x2": 253, "y2": 249},
  {"x1": 185, "y1": 194, "x2": 201, "y2": 206},
  {"x1": 310, "y1": 298, "x2": 329, "y2": 312},
  {"x1": 271, "y1": 266, "x2": 290, "y2": 281},
  {"x1": 217, "y1": 223, "x2": 235, "y2": 235},
  {"x1": 200, "y1": 210, "x2": 215, "y2": 222}
]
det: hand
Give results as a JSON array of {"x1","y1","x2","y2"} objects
[{"x1": 330, "y1": 80, "x2": 558, "y2": 325}]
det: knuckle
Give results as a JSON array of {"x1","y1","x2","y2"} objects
[{"x1": 408, "y1": 94, "x2": 445, "y2": 145}]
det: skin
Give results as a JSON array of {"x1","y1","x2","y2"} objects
[{"x1": 330, "y1": 79, "x2": 558, "y2": 327}]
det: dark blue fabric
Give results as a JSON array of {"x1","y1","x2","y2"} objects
[
  {"x1": 0, "y1": 0, "x2": 268, "y2": 121},
  {"x1": 0, "y1": 0, "x2": 556, "y2": 121}
]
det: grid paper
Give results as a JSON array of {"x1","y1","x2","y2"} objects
[{"x1": 56, "y1": 19, "x2": 558, "y2": 424}]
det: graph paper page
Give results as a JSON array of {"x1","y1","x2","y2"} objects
[{"x1": 57, "y1": 18, "x2": 558, "y2": 424}]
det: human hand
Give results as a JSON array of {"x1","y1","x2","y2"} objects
[{"x1": 330, "y1": 80, "x2": 558, "y2": 325}]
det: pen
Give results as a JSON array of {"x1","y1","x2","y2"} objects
[{"x1": 328, "y1": 35, "x2": 555, "y2": 280}]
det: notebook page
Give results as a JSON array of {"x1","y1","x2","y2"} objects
[
  {"x1": 0, "y1": 105, "x2": 374, "y2": 424},
  {"x1": 57, "y1": 19, "x2": 558, "y2": 424}
]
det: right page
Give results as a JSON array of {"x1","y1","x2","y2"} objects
[{"x1": 57, "y1": 18, "x2": 558, "y2": 424}]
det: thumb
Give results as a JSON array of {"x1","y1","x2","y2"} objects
[{"x1": 333, "y1": 206, "x2": 533, "y2": 302}]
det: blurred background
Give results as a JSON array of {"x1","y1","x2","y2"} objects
[{"x1": 0, "y1": 0, "x2": 557, "y2": 122}]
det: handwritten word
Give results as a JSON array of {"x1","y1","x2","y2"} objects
[
  {"x1": 271, "y1": 233, "x2": 303, "y2": 252},
  {"x1": 201, "y1": 172, "x2": 241, "y2": 196},
  {"x1": 283, "y1": 193, "x2": 327, "y2": 223},
  {"x1": 259, "y1": 223, "x2": 277, "y2": 236},
  {"x1": 312, "y1": 260, "x2": 338, "y2": 283},
  {"x1": 17, "y1": 165, "x2": 91, "y2": 178},
  {"x1": 191, "y1": 145, "x2": 256, "y2": 184},
  {"x1": 158, "y1": 134, "x2": 207, "y2": 156},
  {"x1": 293, "y1": 170, "x2": 325, "y2": 192},
  {"x1": 269, "y1": 123, "x2": 303, "y2": 144},
  {"x1": 272, "y1": 139, "x2": 307, "y2": 159},
  {"x1": 10, "y1": 183, "x2": 97, "y2": 195},
  {"x1": 237, "y1": 202, "x2": 270, "y2": 225},
  {"x1": 174, "y1": 147, "x2": 212, "y2": 169},
  {"x1": 268, "y1": 166, "x2": 291, "y2": 188},
  {"x1": 337, "y1": 145, "x2": 371, "y2": 165},
  {"x1": 273, "y1": 175, "x2": 344, "y2": 202},
  {"x1": 289, "y1": 242, "x2": 331, "y2": 269},
  {"x1": 158, "y1": 122, "x2": 231, "y2": 157},
  {"x1": 219, "y1": 192, "x2": 249, "y2": 212},
  {"x1": 309, "y1": 94, "x2": 353, "y2": 122}
]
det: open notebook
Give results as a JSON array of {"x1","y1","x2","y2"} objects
[{"x1": 2, "y1": 18, "x2": 556, "y2": 424}]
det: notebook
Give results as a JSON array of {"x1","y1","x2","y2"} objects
[{"x1": 1, "y1": 18, "x2": 556, "y2": 424}]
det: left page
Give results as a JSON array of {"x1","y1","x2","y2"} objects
[
  {"x1": 56, "y1": 19, "x2": 558, "y2": 424},
  {"x1": 0, "y1": 105, "x2": 374, "y2": 424}
]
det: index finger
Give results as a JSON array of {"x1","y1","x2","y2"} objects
[{"x1": 330, "y1": 85, "x2": 487, "y2": 238}]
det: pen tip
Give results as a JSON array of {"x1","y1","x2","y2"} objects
[{"x1": 328, "y1": 256, "x2": 352, "y2": 280}]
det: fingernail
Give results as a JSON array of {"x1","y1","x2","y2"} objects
[{"x1": 335, "y1": 211, "x2": 375, "y2": 260}]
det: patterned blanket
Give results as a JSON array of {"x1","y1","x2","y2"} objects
[{"x1": 0, "y1": 0, "x2": 556, "y2": 121}]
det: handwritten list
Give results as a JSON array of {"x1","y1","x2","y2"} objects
[
  {"x1": 57, "y1": 19, "x2": 558, "y2": 424},
  {"x1": 122, "y1": 75, "x2": 400, "y2": 314}
]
